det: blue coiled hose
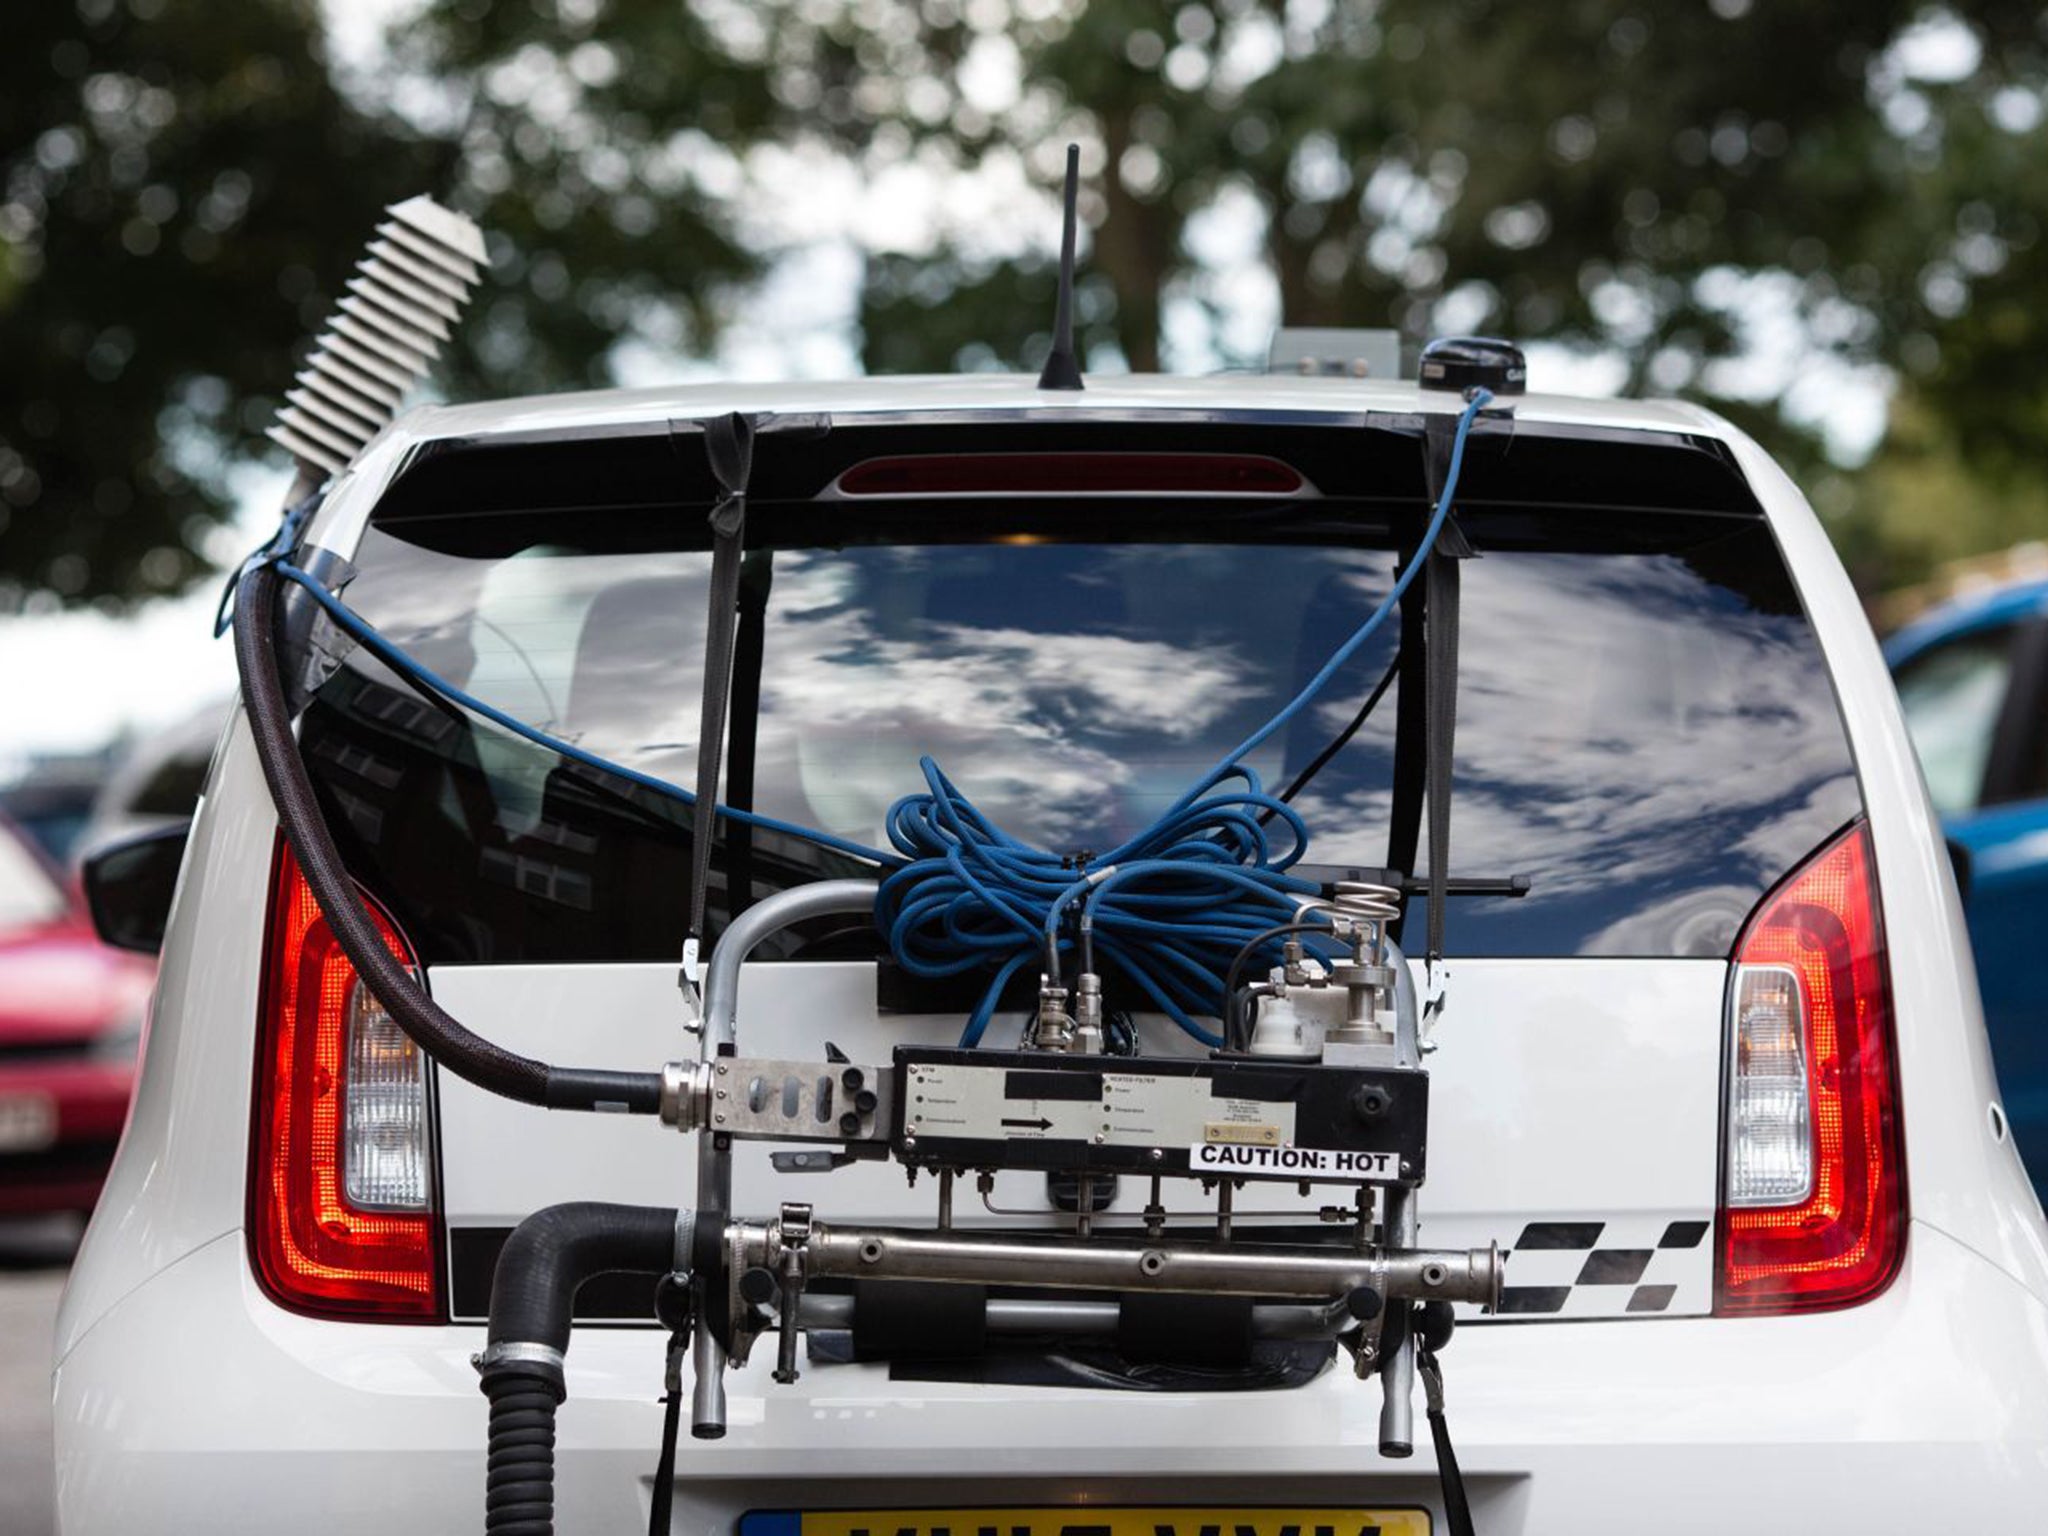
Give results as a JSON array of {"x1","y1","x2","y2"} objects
[
  {"x1": 256, "y1": 390, "x2": 1491, "y2": 1046},
  {"x1": 879, "y1": 390, "x2": 1492, "y2": 1043}
]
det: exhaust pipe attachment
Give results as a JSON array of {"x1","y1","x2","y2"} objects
[{"x1": 475, "y1": 1203, "x2": 688, "y2": 1536}]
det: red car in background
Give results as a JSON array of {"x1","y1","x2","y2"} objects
[{"x1": 0, "y1": 814, "x2": 151, "y2": 1215}]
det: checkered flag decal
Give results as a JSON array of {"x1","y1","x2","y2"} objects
[{"x1": 1493, "y1": 1219, "x2": 1712, "y2": 1318}]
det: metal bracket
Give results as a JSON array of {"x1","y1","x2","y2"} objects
[
  {"x1": 704, "y1": 1057, "x2": 891, "y2": 1142},
  {"x1": 1349, "y1": 1302, "x2": 1387, "y2": 1380},
  {"x1": 277, "y1": 547, "x2": 360, "y2": 717},
  {"x1": 772, "y1": 1203, "x2": 813, "y2": 1383},
  {"x1": 1418, "y1": 1347, "x2": 1446, "y2": 1414},
  {"x1": 770, "y1": 1149, "x2": 857, "y2": 1174}
]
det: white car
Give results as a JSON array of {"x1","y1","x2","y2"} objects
[{"x1": 56, "y1": 362, "x2": 2048, "y2": 1536}]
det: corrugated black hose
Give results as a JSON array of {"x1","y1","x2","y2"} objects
[
  {"x1": 478, "y1": 1203, "x2": 684, "y2": 1536},
  {"x1": 232, "y1": 562, "x2": 663, "y2": 1113},
  {"x1": 484, "y1": 1375, "x2": 562, "y2": 1536}
]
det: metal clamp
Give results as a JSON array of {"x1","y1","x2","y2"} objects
[
  {"x1": 470, "y1": 1341, "x2": 566, "y2": 1377},
  {"x1": 1418, "y1": 1348, "x2": 1446, "y2": 1415},
  {"x1": 673, "y1": 1208, "x2": 698, "y2": 1275},
  {"x1": 773, "y1": 1203, "x2": 814, "y2": 1384},
  {"x1": 659, "y1": 1059, "x2": 712, "y2": 1131},
  {"x1": 777, "y1": 1202, "x2": 816, "y2": 1247}
]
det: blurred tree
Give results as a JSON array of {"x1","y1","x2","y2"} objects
[
  {"x1": 1875, "y1": 12, "x2": 2048, "y2": 501},
  {"x1": 854, "y1": 3, "x2": 1924, "y2": 397},
  {"x1": 841, "y1": 0, "x2": 2048, "y2": 591},
  {"x1": 11, "y1": 0, "x2": 2047, "y2": 606},
  {"x1": 0, "y1": 0, "x2": 451, "y2": 608},
  {"x1": 1, "y1": 0, "x2": 780, "y2": 609},
  {"x1": 1846, "y1": 393, "x2": 2048, "y2": 590},
  {"x1": 380, "y1": 0, "x2": 778, "y2": 400}
]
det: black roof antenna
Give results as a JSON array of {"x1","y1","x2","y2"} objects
[{"x1": 1036, "y1": 143, "x2": 1085, "y2": 391}]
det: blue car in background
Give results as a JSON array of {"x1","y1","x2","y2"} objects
[{"x1": 1887, "y1": 575, "x2": 2048, "y2": 1192}]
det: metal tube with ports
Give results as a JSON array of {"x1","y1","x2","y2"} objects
[
  {"x1": 736, "y1": 1219, "x2": 1501, "y2": 1307},
  {"x1": 684, "y1": 880, "x2": 882, "y2": 1437}
]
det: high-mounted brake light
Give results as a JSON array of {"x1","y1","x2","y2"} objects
[
  {"x1": 250, "y1": 839, "x2": 440, "y2": 1320},
  {"x1": 834, "y1": 452, "x2": 1306, "y2": 498},
  {"x1": 1717, "y1": 820, "x2": 1905, "y2": 1315}
]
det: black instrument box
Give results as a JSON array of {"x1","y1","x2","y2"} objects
[{"x1": 888, "y1": 1046, "x2": 1428, "y2": 1186}]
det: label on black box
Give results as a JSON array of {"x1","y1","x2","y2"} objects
[{"x1": 1188, "y1": 1142, "x2": 1399, "y2": 1181}]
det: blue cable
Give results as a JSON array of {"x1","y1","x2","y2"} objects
[
  {"x1": 247, "y1": 390, "x2": 1492, "y2": 1046},
  {"x1": 214, "y1": 492, "x2": 319, "y2": 638},
  {"x1": 269, "y1": 561, "x2": 900, "y2": 867},
  {"x1": 880, "y1": 388, "x2": 1493, "y2": 1042}
]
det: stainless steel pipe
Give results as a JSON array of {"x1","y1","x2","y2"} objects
[
  {"x1": 690, "y1": 880, "x2": 882, "y2": 1437},
  {"x1": 1379, "y1": 1183, "x2": 1419, "y2": 1455},
  {"x1": 736, "y1": 1219, "x2": 1501, "y2": 1309},
  {"x1": 698, "y1": 880, "x2": 882, "y2": 1051}
]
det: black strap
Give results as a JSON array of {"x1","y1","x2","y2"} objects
[
  {"x1": 647, "y1": 1350, "x2": 684, "y2": 1536},
  {"x1": 1416, "y1": 411, "x2": 1474, "y2": 966},
  {"x1": 275, "y1": 547, "x2": 363, "y2": 718},
  {"x1": 212, "y1": 486, "x2": 321, "y2": 637},
  {"x1": 647, "y1": 1269, "x2": 694, "y2": 1534},
  {"x1": 1422, "y1": 536, "x2": 1463, "y2": 964},
  {"x1": 723, "y1": 550, "x2": 775, "y2": 920},
  {"x1": 1384, "y1": 527, "x2": 1429, "y2": 939},
  {"x1": 679, "y1": 412, "x2": 758, "y2": 982},
  {"x1": 1420, "y1": 1347, "x2": 1475, "y2": 1536}
]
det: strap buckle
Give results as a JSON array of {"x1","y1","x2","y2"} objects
[{"x1": 1417, "y1": 1346, "x2": 1446, "y2": 1415}]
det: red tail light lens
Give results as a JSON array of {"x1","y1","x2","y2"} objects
[
  {"x1": 250, "y1": 840, "x2": 441, "y2": 1320},
  {"x1": 1717, "y1": 820, "x2": 1906, "y2": 1315},
  {"x1": 835, "y1": 452, "x2": 1306, "y2": 497}
]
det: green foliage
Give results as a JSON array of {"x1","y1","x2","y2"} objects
[
  {"x1": 844, "y1": 0, "x2": 2047, "y2": 584},
  {"x1": 1, "y1": 0, "x2": 777, "y2": 607},
  {"x1": 9, "y1": 0, "x2": 2048, "y2": 605},
  {"x1": 1845, "y1": 394, "x2": 2048, "y2": 594},
  {"x1": 0, "y1": 0, "x2": 449, "y2": 607},
  {"x1": 382, "y1": 0, "x2": 778, "y2": 398},
  {"x1": 847, "y1": 2, "x2": 1928, "y2": 382}
]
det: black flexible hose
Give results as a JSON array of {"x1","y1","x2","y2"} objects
[
  {"x1": 487, "y1": 1203, "x2": 681, "y2": 1352},
  {"x1": 479, "y1": 1203, "x2": 684, "y2": 1536},
  {"x1": 233, "y1": 562, "x2": 663, "y2": 1113},
  {"x1": 484, "y1": 1375, "x2": 562, "y2": 1536}
]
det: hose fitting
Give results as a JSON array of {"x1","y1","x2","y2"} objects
[{"x1": 478, "y1": 1202, "x2": 686, "y2": 1536}]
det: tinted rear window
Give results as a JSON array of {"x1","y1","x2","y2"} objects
[{"x1": 301, "y1": 429, "x2": 1860, "y2": 969}]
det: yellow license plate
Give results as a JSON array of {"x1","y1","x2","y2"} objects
[{"x1": 743, "y1": 1508, "x2": 1429, "y2": 1536}]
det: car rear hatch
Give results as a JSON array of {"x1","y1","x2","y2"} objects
[{"x1": 266, "y1": 405, "x2": 1865, "y2": 1333}]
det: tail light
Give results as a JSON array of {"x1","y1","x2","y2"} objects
[
  {"x1": 250, "y1": 839, "x2": 441, "y2": 1320},
  {"x1": 1717, "y1": 820, "x2": 1906, "y2": 1315}
]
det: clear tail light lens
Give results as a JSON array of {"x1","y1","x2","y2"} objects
[
  {"x1": 1726, "y1": 965, "x2": 1813, "y2": 1206},
  {"x1": 1717, "y1": 820, "x2": 1906, "y2": 1315},
  {"x1": 342, "y1": 983, "x2": 430, "y2": 1211},
  {"x1": 250, "y1": 838, "x2": 441, "y2": 1320}
]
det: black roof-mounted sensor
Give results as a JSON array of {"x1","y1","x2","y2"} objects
[
  {"x1": 1418, "y1": 336, "x2": 1526, "y2": 398},
  {"x1": 1035, "y1": 144, "x2": 1085, "y2": 392}
]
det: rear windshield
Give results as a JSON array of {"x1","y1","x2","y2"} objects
[{"x1": 301, "y1": 435, "x2": 1861, "y2": 969}]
